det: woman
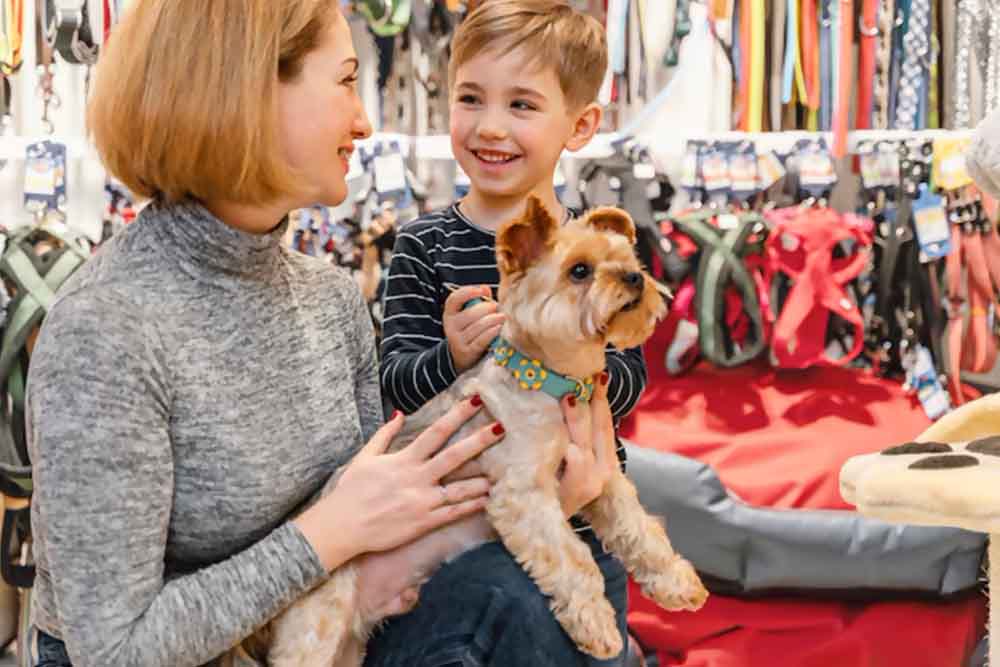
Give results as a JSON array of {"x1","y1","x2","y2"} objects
[{"x1": 26, "y1": 2, "x2": 616, "y2": 666}]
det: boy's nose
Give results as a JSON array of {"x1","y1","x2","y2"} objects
[{"x1": 476, "y1": 111, "x2": 508, "y2": 140}]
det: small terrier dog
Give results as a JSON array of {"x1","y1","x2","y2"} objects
[{"x1": 246, "y1": 196, "x2": 708, "y2": 666}]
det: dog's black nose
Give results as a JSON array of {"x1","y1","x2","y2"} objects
[{"x1": 623, "y1": 272, "x2": 643, "y2": 289}]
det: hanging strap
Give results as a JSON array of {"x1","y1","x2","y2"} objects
[
  {"x1": 893, "y1": 0, "x2": 930, "y2": 129},
  {"x1": 736, "y1": 0, "x2": 752, "y2": 130},
  {"x1": 819, "y1": 0, "x2": 834, "y2": 129},
  {"x1": 856, "y1": 0, "x2": 879, "y2": 130},
  {"x1": 746, "y1": 0, "x2": 765, "y2": 131},
  {"x1": 953, "y1": 0, "x2": 974, "y2": 127},
  {"x1": 873, "y1": 0, "x2": 896, "y2": 128},
  {"x1": 832, "y1": 0, "x2": 853, "y2": 156},
  {"x1": 771, "y1": 0, "x2": 786, "y2": 130},
  {"x1": 0, "y1": 0, "x2": 24, "y2": 75},
  {"x1": 800, "y1": 0, "x2": 820, "y2": 112}
]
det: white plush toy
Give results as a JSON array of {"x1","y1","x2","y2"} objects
[{"x1": 841, "y1": 393, "x2": 1000, "y2": 667}]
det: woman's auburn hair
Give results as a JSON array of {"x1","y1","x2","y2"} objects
[{"x1": 88, "y1": 0, "x2": 338, "y2": 205}]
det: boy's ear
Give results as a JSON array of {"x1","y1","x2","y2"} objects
[
  {"x1": 582, "y1": 206, "x2": 636, "y2": 244},
  {"x1": 564, "y1": 103, "x2": 603, "y2": 152},
  {"x1": 496, "y1": 196, "x2": 558, "y2": 276}
]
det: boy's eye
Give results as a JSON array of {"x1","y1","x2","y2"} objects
[
  {"x1": 458, "y1": 94, "x2": 480, "y2": 105},
  {"x1": 511, "y1": 100, "x2": 537, "y2": 111},
  {"x1": 569, "y1": 263, "x2": 592, "y2": 282}
]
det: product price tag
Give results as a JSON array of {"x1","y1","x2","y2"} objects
[{"x1": 911, "y1": 185, "x2": 951, "y2": 261}]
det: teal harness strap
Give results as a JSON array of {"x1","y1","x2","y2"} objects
[{"x1": 491, "y1": 338, "x2": 596, "y2": 403}]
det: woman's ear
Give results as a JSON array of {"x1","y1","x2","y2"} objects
[{"x1": 564, "y1": 103, "x2": 603, "y2": 153}]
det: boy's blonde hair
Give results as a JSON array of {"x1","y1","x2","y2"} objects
[
  {"x1": 88, "y1": 0, "x2": 339, "y2": 205},
  {"x1": 449, "y1": 0, "x2": 608, "y2": 110}
]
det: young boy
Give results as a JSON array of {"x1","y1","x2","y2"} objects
[{"x1": 374, "y1": 1, "x2": 647, "y2": 664}]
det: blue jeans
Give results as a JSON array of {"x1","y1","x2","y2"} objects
[
  {"x1": 31, "y1": 537, "x2": 629, "y2": 667},
  {"x1": 33, "y1": 627, "x2": 72, "y2": 667},
  {"x1": 364, "y1": 532, "x2": 629, "y2": 667}
]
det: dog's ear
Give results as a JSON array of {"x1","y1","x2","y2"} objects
[
  {"x1": 582, "y1": 206, "x2": 636, "y2": 245},
  {"x1": 496, "y1": 195, "x2": 558, "y2": 276}
]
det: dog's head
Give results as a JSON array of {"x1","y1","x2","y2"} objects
[{"x1": 496, "y1": 196, "x2": 666, "y2": 355}]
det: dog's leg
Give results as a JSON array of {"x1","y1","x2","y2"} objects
[
  {"x1": 582, "y1": 470, "x2": 708, "y2": 612},
  {"x1": 487, "y1": 469, "x2": 623, "y2": 660},
  {"x1": 268, "y1": 565, "x2": 367, "y2": 667}
]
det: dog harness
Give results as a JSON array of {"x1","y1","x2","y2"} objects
[
  {"x1": 0, "y1": 224, "x2": 88, "y2": 588},
  {"x1": 664, "y1": 211, "x2": 771, "y2": 370},
  {"x1": 944, "y1": 198, "x2": 1000, "y2": 404},
  {"x1": 764, "y1": 206, "x2": 873, "y2": 369}
]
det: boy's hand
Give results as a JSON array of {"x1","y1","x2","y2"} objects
[{"x1": 444, "y1": 285, "x2": 505, "y2": 374}]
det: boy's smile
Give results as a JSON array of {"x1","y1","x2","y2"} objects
[{"x1": 449, "y1": 47, "x2": 580, "y2": 211}]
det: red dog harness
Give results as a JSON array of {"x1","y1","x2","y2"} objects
[{"x1": 764, "y1": 207, "x2": 873, "y2": 368}]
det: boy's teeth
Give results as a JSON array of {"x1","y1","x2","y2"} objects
[{"x1": 476, "y1": 150, "x2": 516, "y2": 163}]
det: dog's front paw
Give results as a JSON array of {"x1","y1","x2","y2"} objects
[
  {"x1": 558, "y1": 597, "x2": 623, "y2": 659},
  {"x1": 640, "y1": 557, "x2": 708, "y2": 612}
]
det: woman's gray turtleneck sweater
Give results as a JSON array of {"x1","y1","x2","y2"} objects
[{"x1": 26, "y1": 199, "x2": 383, "y2": 666}]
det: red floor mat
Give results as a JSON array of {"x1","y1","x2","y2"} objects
[
  {"x1": 629, "y1": 581, "x2": 987, "y2": 667},
  {"x1": 621, "y1": 323, "x2": 987, "y2": 666}
]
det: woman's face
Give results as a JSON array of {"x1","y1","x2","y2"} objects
[{"x1": 278, "y1": 12, "x2": 372, "y2": 207}]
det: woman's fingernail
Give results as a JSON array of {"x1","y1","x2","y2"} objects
[
  {"x1": 567, "y1": 394, "x2": 577, "y2": 408},
  {"x1": 391, "y1": 410, "x2": 402, "y2": 420},
  {"x1": 599, "y1": 372, "x2": 609, "y2": 386},
  {"x1": 471, "y1": 394, "x2": 483, "y2": 407},
  {"x1": 491, "y1": 422, "x2": 506, "y2": 436}
]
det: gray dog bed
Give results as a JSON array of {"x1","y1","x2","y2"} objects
[{"x1": 624, "y1": 443, "x2": 987, "y2": 597}]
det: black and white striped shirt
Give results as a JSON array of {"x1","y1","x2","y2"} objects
[{"x1": 379, "y1": 204, "x2": 648, "y2": 479}]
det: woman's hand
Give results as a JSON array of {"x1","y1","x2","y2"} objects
[
  {"x1": 293, "y1": 396, "x2": 504, "y2": 571},
  {"x1": 557, "y1": 372, "x2": 617, "y2": 517}
]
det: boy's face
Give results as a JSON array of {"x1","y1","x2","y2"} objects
[{"x1": 449, "y1": 47, "x2": 586, "y2": 202}]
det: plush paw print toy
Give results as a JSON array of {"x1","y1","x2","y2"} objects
[{"x1": 840, "y1": 393, "x2": 1000, "y2": 667}]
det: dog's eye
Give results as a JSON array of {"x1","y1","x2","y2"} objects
[{"x1": 569, "y1": 263, "x2": 592, "y2": 282}]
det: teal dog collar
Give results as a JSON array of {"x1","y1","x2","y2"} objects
[{"x1": 491, "y1": 337, "x2": 596, "y2": 403}]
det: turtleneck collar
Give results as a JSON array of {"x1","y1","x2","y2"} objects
[{"x1": 145, "y1": 198, "x2": 289, "y2": 279}]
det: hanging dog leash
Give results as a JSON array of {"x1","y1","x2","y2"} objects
[{"x1": 0, "y1": 0, "x2": 24, "y2": 75}]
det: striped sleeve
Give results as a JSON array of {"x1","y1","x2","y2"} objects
[
  {"x1": 379, "y1": 230, "x2": 458, "y2": 414},
  {"x1": 605, "y1": 345, "x2": 648, "y2": 420}
]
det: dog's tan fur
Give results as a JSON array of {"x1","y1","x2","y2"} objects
[{"x1": 242, "y1": 197, "x2": 707, "y2": 666}]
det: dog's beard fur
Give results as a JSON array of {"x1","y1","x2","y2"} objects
[{"x1": 259, "y1": 196, "x2": 706, "y2": 667}]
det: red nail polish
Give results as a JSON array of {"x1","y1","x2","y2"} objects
[
  {"x1": 567, "y1": 394, "x2": 577, "y2": 408},
  {"x1": 391, "y1": 410, "x2": 402, "y2": 420},
  {"x1": 491, "y1": 422, "x2": 505, "y2": 436},
  {"x1": 471, "y1": 394, "x2": 483, "y2": 407},
  {"x1": 600, "y1": 372, "x2": 609, "y2": 386}
]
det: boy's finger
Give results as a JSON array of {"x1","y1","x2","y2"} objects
[
  {"x1": 468, "y1": 326, "x2": 503, "y2": 357},
  {"x1": 358, "y1": 411, "x2": 405, "y2": 458},
  {"x1": 466, "y1": 313, "x2": 505, "y2": 343},
  {"x1": 444, "y1": 285, "x2": 493, "y2": 315}
]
